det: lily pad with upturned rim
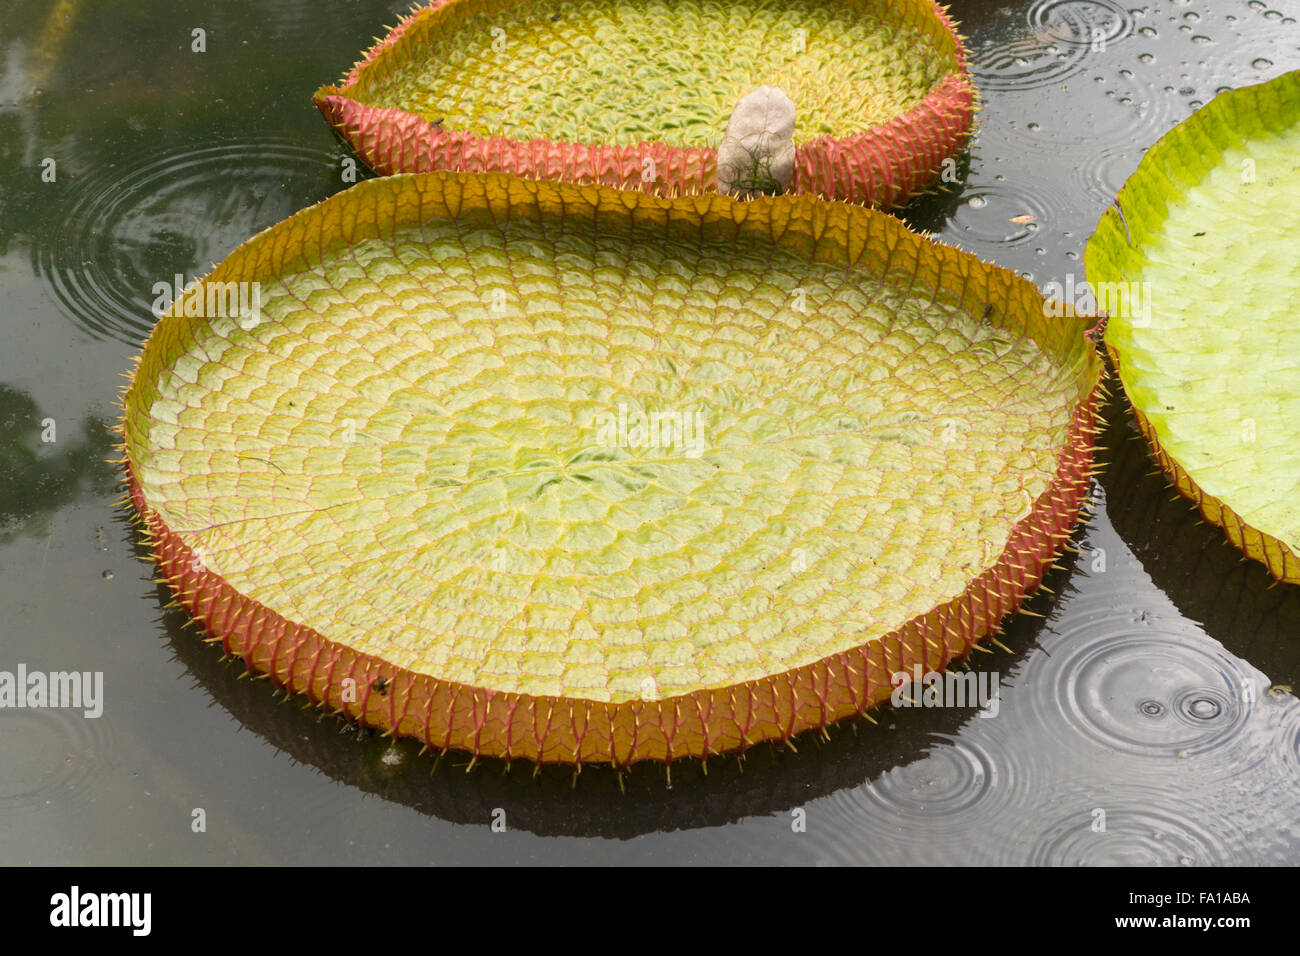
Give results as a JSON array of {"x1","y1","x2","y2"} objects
[
  {"x1": 1085, "y1": 71, "x2": 1300, "y2": 585},
  {"x1": 121, "y1": 171, "x2": 1101, "y2": 766},
  {"x1": 314, "y1": 0, "x2": 976, "y2": 208}
]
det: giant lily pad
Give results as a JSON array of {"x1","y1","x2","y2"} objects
[
  {"x1": 314, "y1": 0, "x2": 976, "y2": 208},
  {"x1": 1086, "y1": 71, "x2": 1300, "y2": 584},
  {"x1": 121, "y1": 171, "x2": 1100, "y2": 766}
]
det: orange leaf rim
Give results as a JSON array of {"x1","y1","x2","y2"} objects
[
  {"x1": 315, "y1": 0, "x2": 977, "y2": 208},
  {"x1": 121, "y1": 171, "x2": 1101, "y2": 767}
]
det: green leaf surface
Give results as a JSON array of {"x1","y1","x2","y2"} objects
[
  {"x1": 1086, "y1": 71, "x2": 1300, "y2": 583},
  {"x1": 123, "y1": 171, "x2": 1099, "y2": 762},
  {"x1": 349, "y1": 0, "x2": 954, "y2": 146},
  {"x1": 313, "y1": 0, "x2": 977, "y2": 208}
]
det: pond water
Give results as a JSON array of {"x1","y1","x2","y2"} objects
[{"x1": 1, "y1": 0, "x2": 1298, "y2": 864}]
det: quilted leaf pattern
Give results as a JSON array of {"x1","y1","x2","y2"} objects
[{"x1": 123, "y1": 172, "x2": 1101, "y2": 764}]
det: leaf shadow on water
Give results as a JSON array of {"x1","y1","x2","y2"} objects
[
  {"x1": 895, "y1": 145, "x2": 974, "y2": 237},
  {"x1": 142, "y1": 527, "x2": 1078, "y2": 839},
  {"x1": 1097, "y1": 380, "x2": 1300, "y2": 691}
]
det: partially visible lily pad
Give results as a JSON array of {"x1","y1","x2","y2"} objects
[
  {"x1": 314, "y1": 0, "x2": 976, "y2": 207},
  {"x1": 1086, "y1": 71, "x2": 1300, "y2": 584},
  {"x1": 122, "y1": 171, "x2": 1100, "y2": 766}
]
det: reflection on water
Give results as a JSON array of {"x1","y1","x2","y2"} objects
[
  {"x1": 160, "y1": 560, "x2": 1067, "y2": 842},
  {"x1": 1046, "y1": 625, "x2": 1256, "y2": 766},
  {"x1": 947, "y1": 172, "x2": 1064, "y2": 247},
  {"x1": 0, "y1": 0, "x2": 1298, "y2": 864},
  {"x1": 1101, "y1": 407, "x2": 1300, "y2": 691},
  {"x1": 31, "y1": 141, "x2": 343, "y2": 344},
  {"x1": 0, "y1": 383, "x2": 117, "y2": 543},
  {"x1": 0, "y1": 707, "x2": 115, "y2": 816},
  {"x1": 1026, "y1": 785, "x2": 1254, "y2": 865},
  {"x1": 969, "y1": 0, "x2": 1134, "y2": 92}
]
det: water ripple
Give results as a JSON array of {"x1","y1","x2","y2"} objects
[
  {"x1": 32, "y1": 139, "x2": 341, "y2": 346},
  {"x1": 0, "y1": 708, "x2": 113, "y2": 813},
  {"x1": 811, "y1": 712, "x2": 1048, "y2": 864},
  {"x1": 1276, "y1": 693, "x2": 1300, "y2": 784},
  {"x1": 1073, "y1": 143, "x2": 1142, "y2": 206},
  {"x1": 1028, "y1": 787, "x2": 1250, "y2": 865},
  {"x1": 971, "y1": 0, "x2": 1134, "y2": 92},
  {"x1": 1064, "y1": 632, "x2": 1249, "y2": 757},
  {"x1": 1021, "y1": 589, "x2": 1272, "y2": 784},
  {"x1": 863, "y1": 733, "x2": 1000, "y2": 819},
  {"x1": 948, "y1": 174, "x2": 1068, "y2": 250}
]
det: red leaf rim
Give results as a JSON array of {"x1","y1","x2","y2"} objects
[{"x1": 315, "y1": 0, "x2": 977, "y2": 208}]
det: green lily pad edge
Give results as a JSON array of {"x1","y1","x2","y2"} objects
[{"x1": 1086, "y1": 70, "x2": 1300, "y2": 584}]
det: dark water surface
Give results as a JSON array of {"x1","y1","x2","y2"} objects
[{"x1": 2, "y1": 0, "x2": 1298, "y2": 864}]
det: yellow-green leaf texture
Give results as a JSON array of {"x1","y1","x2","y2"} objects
[
  {"x1": 123, "y1": 171, "x2": 1096, "y2": 719},
  {"x1": 349, "y1": 0, "x2": 957, "y2": 147},
  {"x1": 1086, "y1": 70, "x2": 1300, "y2": 583}
]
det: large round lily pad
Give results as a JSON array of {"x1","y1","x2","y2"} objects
[
  {"x1": 314, "y1": 0, "x2": 976, "y2": 207},
  {"x1": 122, "y1": 171, "x2": 1100, "y2": 765},
  {"x1": 1086, "y1": 71, "x2": 1300, "y2": 584}
]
